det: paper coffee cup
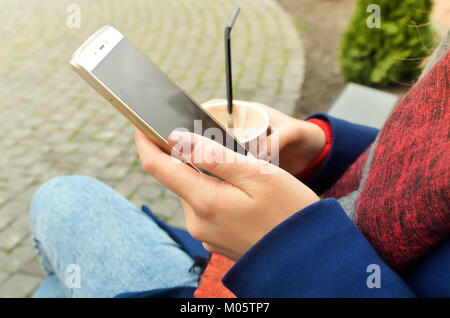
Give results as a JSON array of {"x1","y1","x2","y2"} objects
[{"x1": 202, "y1": 100, "x2": 269, "y2": 149}]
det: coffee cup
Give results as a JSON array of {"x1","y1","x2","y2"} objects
[{"x1": 202, "y1": 100, "x2": 270, "y2": 150}]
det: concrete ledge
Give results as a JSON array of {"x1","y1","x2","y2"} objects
[{"x1": 327, "y1": 83, "x2": 398, "y2": 129}]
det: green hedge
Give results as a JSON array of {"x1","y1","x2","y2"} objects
[{"x1": 339, "y1": 0, "x2": 434, "y2": 86}]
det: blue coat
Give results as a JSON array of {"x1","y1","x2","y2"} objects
[{"x1": 117, "y1": 114, "x2": 450, "y2": 298}]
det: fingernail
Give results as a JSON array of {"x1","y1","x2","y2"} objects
[{"x1": 169, "y1": 130, "x2": 184, "y2": 143}]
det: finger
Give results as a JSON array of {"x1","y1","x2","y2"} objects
[
  {"x1": 179, "y1": 197, "x2": 207, "y2": 239},
  {"x1": 179, "y1": 197, "x2": 225, "y2": 241},
  {"x1": 168, "y1": 130, "x2": 265, "y2": 190},
  {"x1": 179, "y1": 201, "x2": 240, "y2": 260},
  {"x1": 258, "y1": 127, "x2": 281, "y2": 161},
  {"x1": 202, "y1": 243, "x2": 240, "y2": 261},
  {"x1": 265, "y1": 125, "x2": 299, "y2": 156},
  {"x1": 135, "y1": 129, "x2": 228, "y2": 206}
]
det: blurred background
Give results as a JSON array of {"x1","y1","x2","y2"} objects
[{"x1": 0, "y1": 0, "x2": 448, "y2": 297}]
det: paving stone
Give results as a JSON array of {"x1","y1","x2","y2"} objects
[
  {"x1": 19, "y1": 258, "x2": 45, "y2": 278},
  {"x1": 140, "y1": 196, "x2": 181, "y2": 222},
  {"x1": 102, "y1": 165, "x2": 130, "y2": 180},
  {"x1": 0, "y1": 201, "x2": 25, "y2": 232},
  {"x1": 132, "y1": 183, "x2": 164, "y2": 202},
  {"x1": 94, "y1": 130, "x2": 117, "y2": 141},
  {"x1": 0, "y1": 243, "x2": 36, "y2": 272},
  {"x1": 0, "y1": 273, "x2": 42, "y2": 298},
  {"x1": 0, "y1": 268, "x2": 13, "y2": 285},
  {"x1": 0, "y1": 216, "x2": 30, "y2": 250},
  {"x1": 0, "y1": 195, "x2": 7, "y2": 207},
  {"x1": 112, "y1": 172, "x2": 145, "y2": 199},
  {"x1": 1, "y1": 176, "x2": 34, "y2": 193}
]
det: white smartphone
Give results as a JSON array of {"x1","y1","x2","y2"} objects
[{"x1": 71, "y1": 25, "x2": 248, "y2": 171}]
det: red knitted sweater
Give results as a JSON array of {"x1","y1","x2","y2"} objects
[{"x1": 194, "y1": 50, "x2": 450, "y2": 298}]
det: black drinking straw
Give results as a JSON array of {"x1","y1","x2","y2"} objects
[{"x1": 225, "y1": 6, "x2": 240, "y2": 128}]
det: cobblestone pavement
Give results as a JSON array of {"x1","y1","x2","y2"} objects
[{"x1": 0, "y1": 0, "x2": 304, "y2": 297}]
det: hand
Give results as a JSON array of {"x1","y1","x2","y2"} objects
[
  {"x1": 135, "y1": 128, "x2": 319, "y2": 261},
  {"x1": 203, "y1": 99, "x2": 326, "y2": 177}
]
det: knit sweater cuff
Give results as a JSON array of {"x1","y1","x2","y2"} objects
[{"x1": 297, "y1": 118, "x2": 333, "y2": 180}]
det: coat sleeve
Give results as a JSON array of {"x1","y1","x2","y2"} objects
[
  {"x1": 222, "y1": 199, "x2": 417, "y2": 297},
  {"x1": 404, "y1": 237, "x2": 450, "y2": 297},
  {"x1": 303, "y1": 113, "x2": 379, "y2": 194}
]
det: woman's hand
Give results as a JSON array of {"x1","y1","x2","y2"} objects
[
  {"x1": 135, "y1": 128, "x2": 319, "y2": 261},
  {"x1": 203, "y1": 99, "x2": 326, "y2": 177}
]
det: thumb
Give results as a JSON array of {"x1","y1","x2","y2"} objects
[{"x1": 168, "y1": 130, "x2": 261, "y2": 186}]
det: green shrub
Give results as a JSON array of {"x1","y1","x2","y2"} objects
[{"x1": 339, "y1": 0, "x2": 435, "y2": 86}]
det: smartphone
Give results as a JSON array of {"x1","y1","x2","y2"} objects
[{"x1": 70, "y1": 25, "x2": 247, "y2": 172}]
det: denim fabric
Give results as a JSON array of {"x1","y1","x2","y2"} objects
[{"x1": 29, "y1": 175, "x2": 199, "y2": 298}]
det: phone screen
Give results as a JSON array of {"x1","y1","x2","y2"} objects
[{"x1": 91, "y1": 37, "x2": 246, "y2": 155}]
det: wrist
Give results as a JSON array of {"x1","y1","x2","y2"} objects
[
  {"x1": 297, "y1": 119, "x2": 332, "y2": 180},
  {"x1": 304, "y1": 119, "x2": 327, "y2": 155}
]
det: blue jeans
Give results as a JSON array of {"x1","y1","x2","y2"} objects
[{"x1": 29, "y1": 175, "x2": 200, "y2": 298}]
